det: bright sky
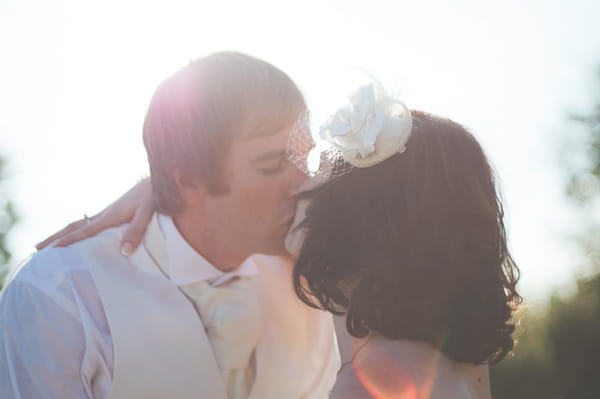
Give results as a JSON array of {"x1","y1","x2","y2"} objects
[{"x1": 1, "y1": 0, "x2": 599, "y2": 305}]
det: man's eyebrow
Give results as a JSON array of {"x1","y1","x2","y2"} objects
[{"x1": 251, "y1": 150, "x2": 287, "y2": 164}]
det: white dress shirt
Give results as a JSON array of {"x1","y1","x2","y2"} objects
[
  {"x1": 0, "y1": 216, "x2": 338, "y2": 399},
  {"x1": 156, "y1": 215, "x2": 261, "y2": 399},
  {"x1": 0, "y1": 247, "x2": 113, "y2": 399},
  {"x1": 158, "y1": 214, "x2": 259, "y2": 286}
]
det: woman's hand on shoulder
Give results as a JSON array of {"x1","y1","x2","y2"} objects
[{"x1": 36, "y1": 178, "x2": 155, "y2": 255}]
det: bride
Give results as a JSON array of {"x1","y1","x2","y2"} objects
[{"x1": 39, "y1": 83, "x2": 521, "y2": 399}]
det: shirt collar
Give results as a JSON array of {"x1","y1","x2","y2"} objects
[{"x1": 157, "y1": 214, "x2": 258, "y2": 287}]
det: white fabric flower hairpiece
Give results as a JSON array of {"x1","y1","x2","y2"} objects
[{"x1": 286, "y1": 83, "x2": 413, "y2": 179}]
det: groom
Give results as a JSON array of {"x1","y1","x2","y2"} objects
[{"x1": 0, "y1": 52, "x2": 339, "y2": 398}]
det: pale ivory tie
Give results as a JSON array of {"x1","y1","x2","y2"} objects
[{"x1": 178, "y1": 276, "x2": 262, "y2": 399}]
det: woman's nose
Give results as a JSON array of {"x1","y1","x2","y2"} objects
[
  {"x1": 289, "y1": 174, "x2": 324, "y2": 199},
  {"x1": 286, "y1": 163, "x2": 310, "y2": 197}
]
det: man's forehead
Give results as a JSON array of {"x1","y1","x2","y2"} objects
[
  {"x1": 230, "y1": 107, "x2": 309, "y2": 161},
  {"x1": 237, "y1": 121, "x2": 294, "y2": 157}
]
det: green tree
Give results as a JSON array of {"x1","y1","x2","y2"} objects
[
  {"x1": 490, "y1": 69, "x2": 600, "y2": 398},
  {"x1": 491, "y1": 274, "x2": 600, "y2": 399},
  {"x1": 0, "y1": 156, "x2": 18, "y2": 290}
]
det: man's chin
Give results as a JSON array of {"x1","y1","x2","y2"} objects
[
  {"x1": 257, "y1": 239, "x2": 290, "y2": 258},
  {"x1": 262, "y1": 246, "x2": 288, "y2": 257}
]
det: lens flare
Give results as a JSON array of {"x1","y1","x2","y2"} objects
[
  {"x1": 350, "y1": 336, "x2": 448, "y2": 399},
  {"x1": 354, "y1": 362, "x2": 419, "y2": 399}
]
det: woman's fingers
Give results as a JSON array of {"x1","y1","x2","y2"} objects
[
  {"x1": 120, "y1": 202, "x2": 154, "y2": 256},
  {"x1": 38, "y1": 206, "x2": 118, "y2": 249},
  {"x1": 52, "y1": 213, "x2": 111, "y2": 247},
  {"x1": 35, "y1": 219, "x2": 90, "y2": 250},
  {"x1": 34, "y1": 178, "x2": 155, "y2": 253}
]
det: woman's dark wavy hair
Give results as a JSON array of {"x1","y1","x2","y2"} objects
[{"x1": 292, "y1": 110, "x2": 521, "y2": 365}]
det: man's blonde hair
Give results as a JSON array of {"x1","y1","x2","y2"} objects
[{"x1": 143, "y1": 52, "x2": 306, "y2": 214}]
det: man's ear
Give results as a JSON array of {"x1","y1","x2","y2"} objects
[{"x1": 173, "y1": 171, "x2": 207, "y2": 206}]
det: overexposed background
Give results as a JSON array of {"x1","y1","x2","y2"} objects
[{"x1": 1, "y1": 0, "x2": 599, "y2": 306}]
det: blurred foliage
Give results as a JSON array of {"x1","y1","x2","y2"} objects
[
  {"x1": 490, "y1": 69, "x2": 600, "y2": 398},
  {"x1": 0, "y1": 156, "x2": 18, "y2": 290},
  {"x1": 565, "y1": 71, "x2": 600, "y2": 206},
  {"x1": 491, "y1": 273, "x2": 600, "y2": 398}
]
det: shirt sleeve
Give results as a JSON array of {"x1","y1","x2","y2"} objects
[{"x1": 0, "y1": 278, "x2": 90, "y2": 399}]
